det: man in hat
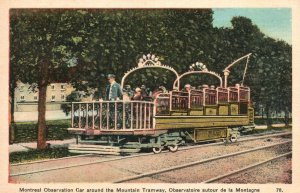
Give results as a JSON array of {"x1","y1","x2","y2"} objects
[
  {"x1": 105, "y1": 74, "x2": 123, "y2": 129},
  {"x1": 105, "y1": 74, "x2": 122, "y2": 101}
]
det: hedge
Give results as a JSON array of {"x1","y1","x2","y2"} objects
[
  {"x1": 13, "y1": 119, "x2": 73, "y2": 143},
  {"x1": 10, "y1": 147, "x2": 78, "y2": 164}
]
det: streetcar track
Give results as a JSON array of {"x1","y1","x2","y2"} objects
[
  {"x1": 10, "y1": 132, "x2": 291, "y2": 177},
  {"x1": 113, "y1": 140, "x2": 292, "y2": 183},
  {"x1": 202, "y1": 151, "x2": 292, "y2": 183}
]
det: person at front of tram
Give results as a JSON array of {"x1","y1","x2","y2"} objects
[
  {"x1": 106, "y1": 74, "x2": 122, "y2": 101},
  {"x1": 132, "y1": 87, "x2": 143, "y2": 100},
  {"x1": 105, "y1": 74, "x2": 123, "y2": 128}
]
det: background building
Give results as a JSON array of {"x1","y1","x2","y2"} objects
[{"x1": 14, "y1": 81, "x2": 75, "y2": 121}]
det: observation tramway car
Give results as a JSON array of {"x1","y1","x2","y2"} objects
[{"x1": 68, "y1": 53, "x2": 255, "y2": 154}]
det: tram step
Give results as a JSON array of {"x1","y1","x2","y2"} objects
[
  {"x1": 69, "y1": 150, "x2": 120, "y2": 155},
  {"x1": 69, "y1": 144, "x2": 118, "y2": 149},
  {"x1": 68, "y1": 144, "x2": 140, "y2": 154}
]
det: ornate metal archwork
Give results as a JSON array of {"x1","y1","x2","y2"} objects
[
  {"x1": 121, "y1": 54, "x2": 180, "y2": 88},
  {"x1": 173, "y1": 62, "x2": 223, "y2": 90}
]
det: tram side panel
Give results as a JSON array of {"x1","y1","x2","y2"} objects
[{"x1": 154, "y1": 115, "x2": 250, "y2": 130}]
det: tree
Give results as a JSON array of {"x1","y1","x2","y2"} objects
[
  {"x1": 10, "y1": 9, "x2": 87, "y2": 149},
  {"x1": 213, "y1": 17, "x2": 292, "y2": 126}
]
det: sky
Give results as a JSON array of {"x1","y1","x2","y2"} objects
[{"x1": 212, "y1": 8, "x2": 292, "y2": 44}]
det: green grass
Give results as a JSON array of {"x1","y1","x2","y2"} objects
[
  {"x1": 13, "y1": 119, "x2": 74, "y2": 143},
  {"x1": 9, "y1": 147, "x2": 79, "y2": 164}
]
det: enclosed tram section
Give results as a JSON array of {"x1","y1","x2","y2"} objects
[{"x1": 68, "y1": 53, "x2": 255, "y2": 154}]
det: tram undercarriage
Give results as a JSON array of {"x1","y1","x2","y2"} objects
[{"x1": 69, "y1": 117, "x2": 254, "y2": 155}]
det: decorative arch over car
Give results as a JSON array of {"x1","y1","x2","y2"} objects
[{"x1": 121, "y1": 54, "x2": 180, "y2": 89}]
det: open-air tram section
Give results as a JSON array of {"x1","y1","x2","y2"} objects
[{"x1": 67, "y1": 53, "x2": 255, "y2": 154}]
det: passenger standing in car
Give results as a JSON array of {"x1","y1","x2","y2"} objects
[
  {"x1": 105, "y1": 74, "x2": 122, "y2": 128},
  {"x1": 106, "y1": 74, "x2": 123, "y2": 101}
]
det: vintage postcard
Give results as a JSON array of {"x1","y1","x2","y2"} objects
[{"x1": 0, "y1": 0, "x2": 299, "y2": 193}]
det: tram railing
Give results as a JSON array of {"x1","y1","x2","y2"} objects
[
  {"x1": 216, "y1": 87, "x2": 228, "y2": 103},
  {"x1": 239, "y1": 86, "x2": 250, "y2": 102},
  {"x1": 70, "y1": 86, "x2": 250, "y2": 128},
  {"x1": 71, "y1": 101, "x2": 154, "y2": 130},
  {"x1": 228, "y1": 87, "x2": 239, "y2": 102},
  {"x1": 203, "y1": 88, "x2": 217, "y2": 105},
  {"x1": 170, "y1": 91, "x2": 189, "y2": 111},
  {"x1": 190, "y1": 90, "x2": 203, "y2": 109},
  {"x1": 155, "y1": 93, "x2": 170, "y2": 115},
  {"x1": 166, "y1": 85, "x2": 250, "y2": 113}
]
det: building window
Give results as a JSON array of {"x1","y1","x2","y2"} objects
[
  {"x1": 51, "y1": 95, "x2": 55, "y2": 102},
  {"x1": 51, "y1": 84, "x2": 55, "y2": 90},
  {"x1": 20, "y1": 95, "x2": 25, "y2": 101},
  {"x1": 34, "y1": 95, "x2": 38, "y2": 101},
  {"x1": 61, "y1": 84, "x2": 65, "y2": 90},
  {"x1": 61, "y1": 94, "x2": 65, "y2": 100}
]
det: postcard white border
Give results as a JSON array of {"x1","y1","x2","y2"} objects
[{"x1": 0, "y1": 1, "x2": 299, "y2": 193}]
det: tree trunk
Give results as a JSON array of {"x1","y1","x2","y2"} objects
[
  {"x1": 266, "y1": 106, "x2": 272, "y2": 127},
  {"x1": 9, "y1": 95, "x2": 15, "y2": 144},
  {"x1": 37, "y1": 62, "x2": 49, "y2": 150},
  {"x1": 9, "y1": 81, "x2": 16, "y2": 144},
  {"x1": 284, "y1": 107, "x2": 290, "y2": 126}
]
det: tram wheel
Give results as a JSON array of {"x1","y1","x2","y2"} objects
[
  {"x1": 230, "y1": 135, "x2": 238, "y2": 143},
  {"x1": 152, "y1": 147, "x2": 163, "y2": 154},
  {"x1": 168, "y1": 144, "x2": 178, "y2": 152}
]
